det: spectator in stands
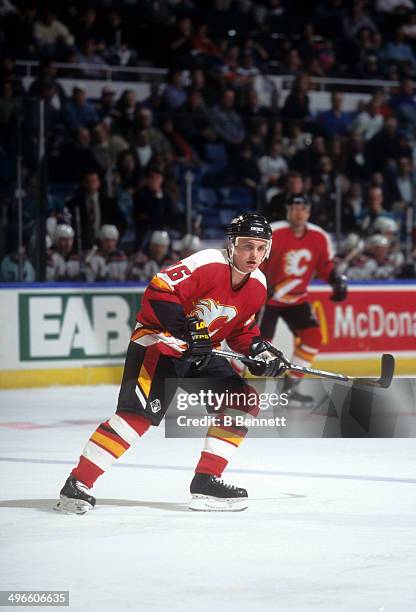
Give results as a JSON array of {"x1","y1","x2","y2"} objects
[
  {"x1": 291, "y1": 134, "x2": 327, "y2": 176},
  {"x1": 191, "y1": 23, "x2": 221, "y2": 65},
  {"x1": 46, "y1": 224, "x2": 82, "y2": 281},
  {"x1": 53, "y1": 127, "x2": 101, "y2": 183},
  {"x1": 258, "y1": 142, "x2": 289, "y2": 194},
  {"x1": 169, "y1": 16, "x2": 194, "y2": 69},
  {"x1": 67, "y1": 171, "x2": 122, "y2": 249},
  {"x1": 319, "y1": 91, "x2": 353, "y2": 138},
  {"x1": 209, "y1": 89, "x2": 246, "y2": 148},
  {"x1": 343, "y1": 3, "x2": 378, "y2": 41},
  {"x1": 240, "y1": 88, "x2": 272, "y2": 129},
  {"x1": 359, "y1": 185, "x2": 395, "y2": 234},
  {"x1": 76, "y1": 38, "x2": 106, "y2": 79},
  {"x1": 389, "y1": 78, "x2": 416, "y2": 131},
  {"x1": 265, "y1": 171, "x2": 304, "y2": 221},
  {"x1": 134, "y1": 166, "x2": 177, "y2": 248},
  {"x1": 95, "y1": 85, "x2": 119, "y2": 127},
  {"x1": 161, "y1": 69, "x2": 187, "y2": 111},
  {"x1": 65, "y1": 84, "x2": 99, "y2": 130},
  {"x1": 135, "y1": 107, "x2": 171, "y2": 157},
  {"x1": 344, "y1": 131, "x2": 371, "y2": 182},
  {"x1": 73, "y1": 8, "x2": 101, "y2": 48},
  {"x1": 28, "y1": 58, "x2": 66, "y2": 108},
  {"x1": 246, "y1": 118, "x2": 269, "y2": 159},
  {"x1": 281, "y1": 74, "x2": 311, "y2": 123},
  {"x1": 187, "y1": 68, "x2": 216, "y2": 107},
  {"x1": 282, "y1": 48, "x2": 303, "y2": 76},
  {"x1": 128, "y1": 229, "x2": 175, "y2": 282},
  {"x1": 34, "y1": 9, "x2": 74, "y2": 58},
  {"x1": 160, "y1": 117, "x2": 199, "y2": 166},
  {"x1": 231, "y1": 141, "x2": 261, "y2": 191},
  {"x1": 366, "y1": 115, "x2": 411, "y2": 172},
  {"x1": 130, "y1": 127, "x2": 155, "y2": 172},
  {"x1": 84, "y1": 224, "x2": 128, "y2": 282},
  {"x1": 343, "y1": 181, "x2": 365, "y2": 224},
  {"x1": 176, "y1": 89, "x2": 216, "y2": 156},
  {"x1": 352, "y1": 95, "x2": 384, "y2": 141},
  {"x1": 381, "y1": 27, "x2": 416, "y2": 74},
  {"x1": 90, "y1": 122, "x2": 129, "y2": 174},
  {"x1": 389, "y1": 155, "x2": 416, "y2": 207},
  {"x1": 114, "y1": 89, "x2": 139, "y2": 138}
]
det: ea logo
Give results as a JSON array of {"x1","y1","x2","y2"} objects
[{"x1": 284, "y1": 249, "x2": 312, "y2": 276}]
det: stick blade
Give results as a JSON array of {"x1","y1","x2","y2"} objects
[
  {"x1": 353, "y1": 353, "x2": 395, "y2": 389},
  {"x1": 377, "y1": 353, "x2": 395, "y2": 388}
]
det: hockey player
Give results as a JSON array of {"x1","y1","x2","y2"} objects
[
  {"x1": 55, "y1": 213, "x2": 286, "y2": 514},
  {"x1": 46, "y1": 224, "x2": 83, "y2": 281},
  {"x1": 260, "y1": 193, "x2": 347, "y2": 404},
  {"x1": 128, "y1": 230, "x2": 176, "y2": 282},
  {"x1": 84, "y1": 225, "x2": 128, "y2": 282},
  {"x1": 334, "y1": 233, "x2": 364, "y2": 276}
]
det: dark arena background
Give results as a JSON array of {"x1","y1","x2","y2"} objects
[{"x1": 0, "y1": 1, "x2": 415, "y2": 611}]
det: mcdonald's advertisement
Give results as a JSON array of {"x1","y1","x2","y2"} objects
[{"x1": 309, "y1": 283, "x2": 416, "y2": 357}]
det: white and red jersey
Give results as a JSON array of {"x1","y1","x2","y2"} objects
[
  {"x1": 262, "y1": 221, "x2": 335, "y2": 307},
  {"x1": 132, "y1": 249, "x2": 267, "y2": 357}
]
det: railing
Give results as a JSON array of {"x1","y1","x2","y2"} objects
[
  {"x1": 15, "y1": 60, "x2": 399, "y2": 92},
  {"x1": 15, "y1": 60, "x2": 168, "y2": 82}
]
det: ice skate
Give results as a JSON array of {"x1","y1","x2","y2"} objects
[
  {"x1": 54, "y1": 476, "x2": 96, "y2": 515},
  {"x1": 189, "y1": 473, "x2": 248, "y2": 512}
]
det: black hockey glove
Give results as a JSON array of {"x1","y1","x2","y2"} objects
[
  {"x1": 329, "y1": 270, "x2": 348, "y2": 302},
  {"x1": 247, "y1": 339, "x2": 287, "y2": 377},
  {"x1": 183, "y1": 316, "x2": 212, "y2": 369}
]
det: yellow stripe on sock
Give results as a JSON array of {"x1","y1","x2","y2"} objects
[
  {"x1": 90, "y1": 431, "x2": 127, "y2": 457},
  {"x1": 207, "y1": 426, "x2": 243, "y2": 447}
]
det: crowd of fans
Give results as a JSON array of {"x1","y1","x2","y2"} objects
[{"x1": 1, "y1": 0, "x2": 416, "y2": 282}]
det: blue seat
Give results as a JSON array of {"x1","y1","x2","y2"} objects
[{"x1": 196, "y1": 187, "x2": 218, "y2": 208}]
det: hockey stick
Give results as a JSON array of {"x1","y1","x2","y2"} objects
[{"x1": 212, "y1": 349, "x2": 395, "y2": 389}]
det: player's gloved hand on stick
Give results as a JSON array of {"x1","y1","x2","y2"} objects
[
  {"x1": 183, "y1": 316, "x2": 212, "y2": 369},
  {"x1": 329, "y1": 270, "x2": 348, "y2": 302},
  {"x1": 247, "y1": 339, "x2": 287, "y2": 377}
]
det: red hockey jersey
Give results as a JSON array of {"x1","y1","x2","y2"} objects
[
  {"x1": 262, "y1": 221, "x2": 335, "y2": 307},
  {"x1": 132, "y1": 249, "x2": 267, "y2": 357}
]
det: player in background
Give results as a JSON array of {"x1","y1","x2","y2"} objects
[
  {"x1": 334, "y1": 233, "x2": 364, "y2": 276},
  {"x1": 55, "y1": 213, "x2": 286, "y2": 514},
  {"x1": 260, "y1": 194, "x2": 347, "y2": 404},
  {"x1": 46, "y1": 224, "x2": 83, "y2": 281},
  {"x1": 128, "y1": 230, "x2": 176, "y2": 282},
  {"x1": 84, "y1": 224, "x2": 128, "y2": 282}
]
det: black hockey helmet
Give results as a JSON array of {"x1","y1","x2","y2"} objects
[
  {"x1": 286, "y1": 193, "x2": 311, "y2": 207},
  {"x1": 225, "y1": 212, "x2": 272, "y2": 241},
  {"x1": 225, "y1": 213, "x2": 272, "y2": 265}
]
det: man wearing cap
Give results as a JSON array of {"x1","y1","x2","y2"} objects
[
  {"x1": 260, "y1": 193, "x2": 348, "y2": 404},
  {"x1": 55, "y1": 213, "x2": 286, "y2": 514}
]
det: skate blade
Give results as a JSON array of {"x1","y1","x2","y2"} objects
[
  {"x1": 189, "y1": 494, "x2": 248, "y2": 512},
  {"x1": 53, "y1": 495, "x2": 94, "y2": 515}
]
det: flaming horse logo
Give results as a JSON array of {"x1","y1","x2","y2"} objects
[{"x1": 191, "y1": 299, "x2": 238, "y2": 334}]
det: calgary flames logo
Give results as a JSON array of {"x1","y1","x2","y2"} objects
[
  {"x1": 191, "y1": 299, "x2": 237, "y2": 334},
  {"x1": 284, "y1": 249, "x2": 312, "y2": 276}
]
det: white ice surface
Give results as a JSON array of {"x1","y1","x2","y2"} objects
[{"x1": 0, "y1": 385, "x2": 415, "y2": 612}]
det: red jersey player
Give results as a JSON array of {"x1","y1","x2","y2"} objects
[
  {"x1": 55, "y1": 213, "x2": 285, "y2": 513},
  {"x1": 260, "y1": 193, "x2": 347, "y2": 404}
]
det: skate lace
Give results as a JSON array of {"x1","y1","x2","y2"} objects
[
  {"x1": 213, "y1": 477, "x2": 239, "y2": 491},
  {"x1": 76, "y1": 480, "x2": 90, "y2": 493}
]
